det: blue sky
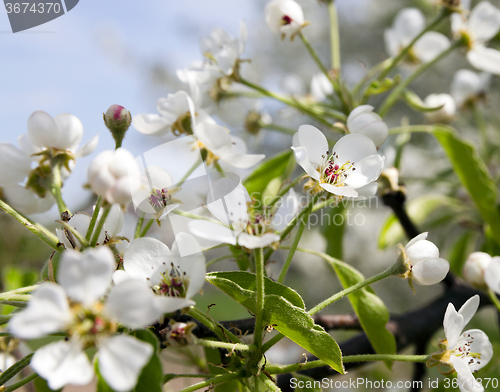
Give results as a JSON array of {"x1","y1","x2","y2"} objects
[{"x1": 0, "y1": 1, "x2": 260, "y2": 212}]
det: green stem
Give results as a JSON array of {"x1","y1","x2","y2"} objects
[
  {"x1": 90, "y1": 205, "x2": 111, "y2": 246},
  {"x1": 253, "y1": 248, "x2": 265, "y2": 355},
  {"x1": 134, "y1": 214, "x2": 144, "y2": 239},
  {"x1": 262, "y1": 333, "x2": 284, "y2": 354},
  {"x1": 0, "y1": 199, "x2": 61, "y2": 253},
  {"x1": 0, "y1": 294, "x2": 30, "y2": 302},
  {"x1": 195, "y1": 339, "x2": 255, "y2": 352},
  {"x1": 264, "y1": 354, "x2": 429, "y2": 375},
  {"x1": 378, "y1": 40, "x2": 462, "y2": 117},
  {"x1": 179, "y1": 159, "x2": 202, "y2": 186},
  {"x1": 0, "y1": 353, "x2": 34, "y2": 386},
  {"x1": 85, "y1": 196, "x2": 104, "y2": 242},
  {"x1": 206, "y1": 255, "x2": 234, "y2": 268},
  {"x1": 239, "y1": 78, "x2": 345, "y2": 125},
  {"x1": 328, "y1": 1, "x2": 341, "y2": 72},
  {"x1": 277, "y1": 198, "x2": 315, "y2": 283},
  {"x1": 308, "y1": 259, "x2": 402, "y2": 316},
  {"x1": 58, "y1": 220, "x2": 89, "y2": 248},
  {"x1": 178, "y1": 372, "x2": 243, "y2": 392},
  {"x1": 299, "y1": 32, "x2": 331, "y2": 82},
  {"x1": 488, "y1": 289, "x2": 500, "y2": 313},
  {"x1": 139, "y1": 219, "x2": 155, "y2": 238},
  {"x1": 163, "y1": 374, "x2": 221, "y2": 382},
  {"x1": 378, "y1": 8, "x2": 451, "y2": 81},
  {"x1": 258, "y1": 373, "x2": 280, "y2": 391},
  {"x1": 352, "y1": 58, "x2": 391, "y2": 99},
  {"x1": 0, "y1": 285, "x2": 39, "y2": 295},
  {"x1": 189, "y1": 307, "x2": 241, "y2": 344},
  {"x1": 49, "y1": 163, "x2": 70, "y2": 215},
  {"x1": 3, "y1": 372, "x2": 38, "y2": 392}
]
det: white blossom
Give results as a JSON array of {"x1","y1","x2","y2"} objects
[
  {"x1": 189, "y1": 178, "x2": 298, "y2": 249},
  {"x1": 423, "y1": 94, "x2": 456, "y2": 123},
  {"x1": 462, "y1": 252, "x2": 492, "y2": 290},
  {"x1": 451, "y1": 69, "x2": 490, "y2": 108},
  {"x1": 25, "y1": 111, "x2": 98, "y2": 158},
  {"x1": 310, "y1": 73, "x2": 333, "y2": 102},
  {"x1": 265, "y1": 0, "x2": 305, "y2": 39},
  {"x1": 484, "y1": 256, "x2": 500, "y2": 295},
  {"x1": 292, "y1": 125, "x2": 384, "y2": 197},
  {"x1": 346, "y1": 105, "x2": 389, "y2": 147},
  {"x1": 384, "y1": 8, "x2": 450, "y2": 63},
  {"x1": 442, "y1": 295, "x2": 493, "y2": 392},
  {"x1": 399, "y1": 232, "x2": 450, "y2": 285},
  {"x1": 113, "y1": 233, "x2": 205, "y2": 313},
  {"x1": 9, "y1": 247, "x2": 164, "y2": 391},
  {"x1": 87, "y1": 148, "x2": 142, "y2": 204},
  {"x1": 200, "y1": 21, "x2": 247, "y2": 76},
  {"x1": 452, "y1": 1, "x2": 500, "y2": 74}
]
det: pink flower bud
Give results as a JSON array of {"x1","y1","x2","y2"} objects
[{"x1": 103, "y1": 105, "x2": 132, "y2": 148}]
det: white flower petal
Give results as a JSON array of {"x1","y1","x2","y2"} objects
[
  {"x1": 347, "y1": 105, "x2": 388, "y2": 147},
  {"x1": 0, "y1": 143, "x2": 31, "y2": 184},
  {"x1": 58, "y1": 247, "x2": 115, "y2": 306},
  {"x1": 237, "y1": 232, "x2": 280, "y2": 249},
  {"x1": 144, "y1": 166, "x2": 174, "y2": 190},
  {"x1": 195, "y1": 122, "x2": 232, "y2": 156},
  {"x1": 9, "y1": 283, "x2": 71, "y2": 339},
  {"x1": 291, "y1": 146, "x2": 321, "y2": 181},
  {"x1": 103, "y1": 204, "x2": 124, "y2": 237},
  {"x1": 98, "y1": 335, "x2": 153, "y2": 392},
  {"x1": 297, "y1": 125, "x2": 329, "y2": 166},
  {"x1": 75, "y1": 134, "x2": 99, "y2": 158},
  {"x1": 31, "y1": 340, "x2": 93, "y2": 391},
  {"x1": 468, "y1": 1, "x2": 500, "y2": 42},
  {"x1": 405, "y1": 232, "x2": 428, "y2": 248},
  {"x1": 467, "y1": 46, "x2": 500, "y2": 75},
  {"x1": 450, "y1": 356, "x2": 484, "y2": 392},
  {"x1": 188, "y1": 220, "x2": 237, "y2": 246},
  {"x1": 345, "y1": 154, "x2": 384, "y2": 189},
  {"x1": 206, "y1": 177, "x2": 249, "y2": 230},
  {"x1": 405, "y1": 239, "x2": 440, "y2": 263},
  {"x1": 171, "y1": 233, "x2": 206, "y2": 298},
  {"x1": 2, "y1": 184, "x2": 54, "y2": 215},
  {"x1": 53, "y1": 113, "x2": 83, "y2": 151},
  {"x1": 132, "y1": 114, "x2": 170, "y2": 136},
  {"x1": 444, "y1": 303, "x2": 464, "y2": 349},
  {"x1": 411, "y1": 257, "x2": 449, "y2": 285},
  {"x1": 484, "y1": 256, "x2": 500, "y2": 294},
  {"x1": 413, "y1": 32, "x2": 450, "y2": 63},
  {"x1": 123, "y1": 237, "x2": 171, "y2": 286},
  {"x1": 333, "y1": 133, "x2": 377, "y2": 168},
  {"x1": 393, "y1": 8, "x2": 426, "y2": 45},
  {"x1": 458, "y1": 294, "x2": 480, "y2": 327},
  {"x1": 221, "y1": 153, "x2": 266, "y2": 169},
  {"x1": 459, "y1": 328, "x2": 493, "y2": 372},
  {"x1": 27, "y1": 111, "x2": 59, "y2": 149},
  {"x1": 319, "y1": 183, "x2": 358, "y2": 197},
  {"x1": 104, "y1": 280, "x2": 164, "y2": 328}
]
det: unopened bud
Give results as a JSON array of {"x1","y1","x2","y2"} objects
[
  {"x1": 463, "y1": 252, "x2": 491, "y2": 289},
  {"x1": 104, "y1": 105, "x2": 132, "y2": 149}
]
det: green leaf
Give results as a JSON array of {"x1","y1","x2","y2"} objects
[
  {"x1": 243, "y1": 150, "x2": 294, "y2": 204},
  {"x1": 131, "y1": 329, "x2": 163, "y2": 392},
  {"x1": 321, "y1": 204, "x2": 345, "y2": 260},
  {"x1": 378, "y1": 194, "x2": 464, "y2": 249},
  {"x1": 323, "y1": 255, "x2": 396, "y2": 361},
  {"x1": 403, "y1": 89, "x2": 444, "y2": 112},
  {"x1": 206, "y1": 271, "x2": 304, "y2": 309},
  {"x1": 448, "y1": 231, "x2": 478, "y2": 275},
  {"x1": 34, "y1": 377, "x2": 62, "y2": 392},
  {"x1": 433, "y1": 126, "x2": 500, "y2": 245},
  {"x1": 206, "y1": 272, "x2": 344, "y2": 374}
]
